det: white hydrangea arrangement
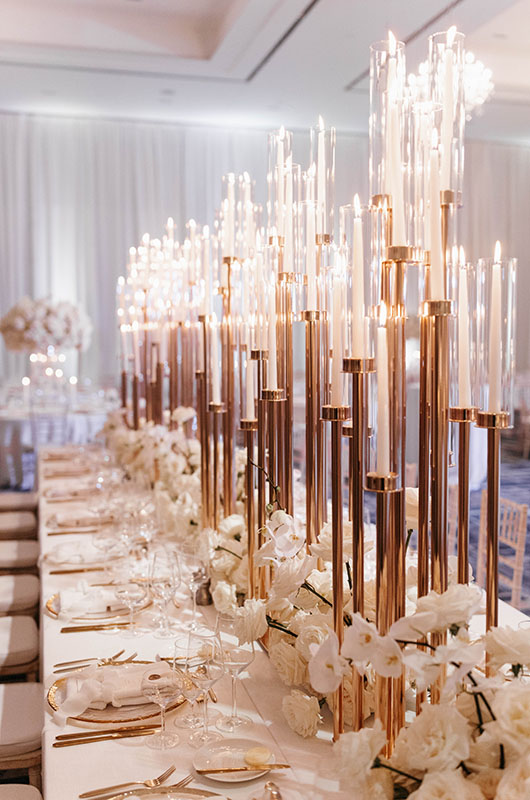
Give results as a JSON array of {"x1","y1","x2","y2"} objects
[{"x1": 0, "y1": 296, "x2": 92, "y2": 352}]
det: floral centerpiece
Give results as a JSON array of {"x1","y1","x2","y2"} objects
[{"x1": 0, "y1": 296, "x2": 92, "y2": 353}]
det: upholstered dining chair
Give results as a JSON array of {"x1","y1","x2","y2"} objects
[
  {"x1": 0, "y1": 682, "x2": 43, "y2": 789},
  {"x1": 0, "y1": 491, "x2": 38, "y2": 513},
  {"x1": 0, "y1": 615, "x2": 39, "y2": 681},
  {"x1": 476, "y1": 490, "x2": 529, "y2": 608},
  {"x1": 0, "y1": 787, "x2": 42, "y2": 799}
]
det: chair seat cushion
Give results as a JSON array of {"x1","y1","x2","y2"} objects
[
  {"x1": 0, "y1": 492, "x2": 38, "y2": 513},
  {"x1": 0, "y1": 511, "x2": 37, "y2": 540},
  {"x1": 0, "y1": 575, "x2": 39, "y2": 613},
  {"x1": 0, "y1": 540, "x2": 39, "y2": 569},
  {"x1": 0, "y1": 616, "x2": 38, "y2": 667},
  {"x1": 0, "y1": 787, "x2": 42, "y2": 799},
  {"x1": 0, "y1": 682, "x2": 43, "y2": 757}
]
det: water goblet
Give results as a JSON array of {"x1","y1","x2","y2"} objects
[
  {"x1": 148, "y1": 549, "x2": 181, "y2": 638},
  {"x1": 141, "y1": 667, "x2": 181, "y2": 750},
  {"x1": 186, "y1": 629, "x2": 225, "y2": 747},
  {"x1": 172, "y1": 636, "x2": 203, "y2": 731},
  {"x1": 113, "y1": 581, "x2": 148, "y2": 637},
  {"x1": 215, "y1": 612, "x2": 255, "y2": 732}
]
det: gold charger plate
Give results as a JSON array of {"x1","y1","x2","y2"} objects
[
  {"x1": 46, "y1": 592, "x2": 151, "y2": 622},
  {"x1": 47, "y1": 663, "x2": 186, "y2": 724}
]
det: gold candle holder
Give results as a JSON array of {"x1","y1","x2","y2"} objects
[
  {"x1": 120, "y1": 370, "x2": 127, "y2": 410},
  {"x1": 278, "y1": 271, "x2": 295, "y2": 514},
  {"x1": 301, "y1": 310, "x2": 321, "y2": 549},
  {"x1": 449, "y1": 407, "x2": 477, "y2": 583},
  {"x1": 322, "y1": 404, "x2": 350, "y2": 742},
  {"x1": 366, "y1": 471, "x2": 398, "y2": 755},
  {"x1": 241, "y1": 418, "x2": 258, "y2": 598},
  {"x1": 198, "y1": 315, "x2": 211, "y2": 528},
  {"x1": 476, "y1": 410, "x2": 510, "y2": 637},
  {"x1": 343, "y1": 357, "x2": 374, "y2": 731},
  {"x1": 222, "y1": 257, "x2": 236, "y2": 517},
  {"x1": 132, "y1": 374, "x2": 140, "y2": 431},
  {"x1": 251, "y1": 349, "x2": 268, "y2": 598},
  {"x1": 209, "y1": 402, "x2": 225, "y2": 531}
]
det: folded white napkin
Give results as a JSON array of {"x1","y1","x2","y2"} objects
[
  {"x1": 57, "y1": 583, "x2": 124, "y2": 619},
  {"x1": 45, "y1": 542, "x2": 103, "y2": 566},
  {"x1": 53, "y1": 661, "x2": 172, "y2": 724},
  {"x1": 54, "y1": 511, "x2": 113, "y2": 528}
]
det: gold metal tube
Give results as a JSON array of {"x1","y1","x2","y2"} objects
[
  {"x1": 155, "y1": 362, "x2": 164, "y2": 425},
  {"x1": 210, "y1": 404, "x2": 224, "y2": 531},
  {"x1": 120, "y1": 370, "x2": 127, "y2": 410},
  {"x1": 486, "y1": 427, "x2": 500, "y2": 633},
  {"x1": 132, "y1": 375, "x2": 139, "y2": 431},
  {"x1": 375, "y1": 489, "x2": 394, "y2": 755},
  {"x1": 302, "y1": 312, "x2": 320, "y2": 549},
  {"x1": 222, "y1": 262, "x2": 235, "y2": 517},
  {"x1": 241, "y1": 420, "x2": 258, "y2": 598}
]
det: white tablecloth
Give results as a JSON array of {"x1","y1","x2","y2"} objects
[{"x1": 37, "y1": 454, "x2": 527, "y2": 800}]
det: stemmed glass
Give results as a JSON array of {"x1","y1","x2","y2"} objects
[
  {"x1": 148, "y1": 548, "x2": 181, "y2": 638},
  {"x1": 114, "y1": 581, "x2": 148, "y2": 637},
  {"x1": 215, "y1": 613, "x2": 255, "y2": 732},
  {"x1": 172, "y1": 636, "x2": 202, "y2": 731},
  {"x1": 186, "y1": 629, "x2": 225, "y2": 747},
  {"x1": 177, "y1": 541, "x2": 208, "y2": 630},
  {"x1": 92, "y1": 528, "x2": 126, "y2": 579},
  {"x1": 141, "y1": 667, "x2": 181, "y2": 750}
]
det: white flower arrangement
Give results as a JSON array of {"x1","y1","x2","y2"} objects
[{"x1": 0, "y1": 296, "x2": 92, "y2": 352}]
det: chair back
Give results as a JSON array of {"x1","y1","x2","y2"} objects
[{"x1": 477, "y1": 489, "x2": 528, "y2": 608}]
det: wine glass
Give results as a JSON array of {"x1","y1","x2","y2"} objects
[
  {"x1": 92, "y1": 528, "x2": 125, "y2": 578},
  {"x1": 215, "y1": 613, "x2": 255, "y2": 732},
  {"x1": 177, "y1": 541, "x2": 208, "y2": 630},
  {"x1": 113, "y1": 581, "x2": 148, "y2": 637},
  {"x1": 186, "y1": 629, "x2": 225, "y2": 747},
  {"x1": 141, "y1": 667, "x2": 181, "y2": 750},
  {"x1": 172, "y1": 636, "x2": 202, "y2": 731},
  {"x1": 148, "y1": 548, "x2": 181, "y2": 638}
]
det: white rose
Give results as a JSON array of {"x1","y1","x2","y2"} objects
[
  {"x1": 469, "y1": 768, "x2": 503, "y2": 800},
  {"x1": 218, "y1": 514, "x2": 245, "y2": 540},
  {"x1": 282, "y1": 689, "x2": 321, "y2": 738},
  {"x1": 415, "y1": 584, "x2": 483, "y2": 631},
  {"x1": 392, "y1": 703, "x2": 471, "y2": 774},
  {"x1": 496, "y1": 752, "x2": 530, "y2": 799},
  {"x1": 211, "y1": 580, "x2": 237, "y2": 614},
  {"x1": 408, "y1": 771, "x2": 485, "y2": 800},
  {"x1": 234, "y1": 598, "x2": 268, "y2": 644},
  {"x1": 294, "y1": 618, "x2": 333, "y2": 662},
  {"x1": 297, "y1": 565, "x2": 333, "y2": 609},
  {"x1": 332, "y1": 719, "x2": 387, "y2": 781},
  {"x1": 270, "y1": 640, "x2": 307, "y2": 686},
  {"x1": 491, "y1": 680, "x2": 530, "y2": 754},
  {"x1": 485, "y1": 625, "x2": 530, "y2": 672},
  {"x1": 326, "y1": 668, "x2": 375, "y2": 725}
]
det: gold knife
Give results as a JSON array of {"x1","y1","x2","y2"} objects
[
  {"x1": 195, "y1": 764, "x2": 290, "y2": 775},
  {"x1": 56, "y1": 724, "x2": 160, "y2": 740},
  {"x1": 50, "y1": 567, "x2": 104, "y2": 575},
  {"x1": 48, "y1": 529, "x2": 99, "y2": 536},
  {"x1": 61, "y1": 623, "x2": 129, "y2": 633},
  {"x1": 53, "y1": 730, "x2": 156, "y2": 747}
]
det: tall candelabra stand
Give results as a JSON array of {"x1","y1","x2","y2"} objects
[
  {"x1": 316, "y1": 237, "x2": 330, "y2": 534},
  {"x1": 209, "y1": 402, "x2": 225, "y2": 531},
  {"x1": 221, "y1": 258, "x2": 236, "y2": 516},
  {"x1": 132, "y1": 372, "x2": 140, "y2": 431},
  {"x1": 198, "y1": 316, "x2": 211, "y2": 528},
  {"x1": 449, "y1": 407, "x2": 476, "y2": 583},
  {"x1": 277, "y1": 267, "x2": 294, "y2": 514},
  {"x1": 251, "y1": 348, "x2": 268, "y2": 597},
  {"x1": 343, "y1": 357, "x2": 374, "y2": 731},
  {"x1": 322, "y1": 403, "x2": 349, "y2": 741},
  {"x1": 120, "y1": 366, "x2": 127, "y2": 410},
  {"x1": 241, "y1": 418, "x2": 258, "y2": 598},
  {"x1": 301, "y1": 310, "x2": 321, "y2": 549},
  {"x1": 169, "y1": 321, "x2": 178, "y2": 426}
]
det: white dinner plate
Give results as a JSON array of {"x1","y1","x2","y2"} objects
[{"x1": 193, "y1": 737, "x2": 276, "y2": 783}]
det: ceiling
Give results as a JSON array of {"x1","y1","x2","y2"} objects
[{"x1": 0, "y1": 0, "x2": 528, "y2": 142}]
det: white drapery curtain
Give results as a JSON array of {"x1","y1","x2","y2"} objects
[{"x1": 0, "y1": 111, "x2": 527, "y2": 383}]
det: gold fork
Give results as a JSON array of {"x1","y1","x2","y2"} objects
[{"x1": 78, "y1": 764, "x2": 176, "y2": 797}]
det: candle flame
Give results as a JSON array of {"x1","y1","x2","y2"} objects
[
  {"x1": 354, "y1": 193, "x2": 362, "y2": 217},
  {"x1": 203, "y1": 224, "x2": 209, "y2": 237},
  {"x1": 388, "y1": 31, "x2": 397, "y2": 57},
  {"x1": 188, "y1": 218, "x2": 196, "y2": 230},
  {"x1": 446, "y1": 25, "x2": 457, "y2": 48},
  {"x1": 69, "y1": 376, "x2": 78, "y2": 386},
  {"x1": 117, "y1": 276, "x2": 125, "y2": 286},
  {"x1": 318, "y1": 115, "x2": 325, "y2": 131},
  {"x1": 243, "y1": 170, "x2": 250, "y2": 183},
  {"x1": 279, "y1": 125, "x2": 285, "y2": 140},
  {"x1": 166, "y1": 217, "x2": 174, "y2": 228},
  {"x1": 142, "y1": 233, "x2": 150, "y2": 245},
  {"x1": 494, "y1": 240, "x2": 501, "y2": 262},
  {"x1": 379, "y1": 303, "x2": 388, "y2": 327},
  {"x1": 459, "y1": 245, "x2": 466, "y2": 267},
  {"x1": 129, "y1": 246, "x2": 136, "y2": 256},
  {"x1": 22, "y1": 377, "x2": 30, "y2": 386}
]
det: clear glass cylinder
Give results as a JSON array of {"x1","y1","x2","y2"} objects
[
  {"x1": 411, "y1": 102, "x2": 442, "y2": 254},
  {"x1": 221, "y1": 173, "x2": 237, "y2": 259},
  {"x1": 365, "y1": 303, "x2": 403, "y2": 486},
  {"x1": 448, "y1": 251, "x2": 478, "y2": 409},
  {"x1": 299, "y1": 200, "x2": 332, "y2": 312},
  {"x1": 309, "y1": 119, "x2": 336, "y2": 239},
  {"x1": 339, "y1": 199, "x2": 372, "y2": 359},
  {"x1": 267, "y1": 128, "x2": 293, "y2": 239},
  {"x1": 476, "y1": 252, "x2": 517, "y2": 421},
  {"x1": 428, "y1": 29, "x2": 465, "y2": 199},
  {"x1": 237, "y1": 172, "x2": 256, "y2": 260},
  {"x1": 369, "y1": 35, "x2": 411, "y2": 247}
]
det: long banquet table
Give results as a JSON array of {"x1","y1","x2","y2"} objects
[{"x1": 38, "y1": 451, "x2": 528, "y2": 800}]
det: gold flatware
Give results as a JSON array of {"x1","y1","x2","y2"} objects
[
  {"x1": 93, "y1": 775, "x2": 194, "y2": 800},
  {"x1": 61, "y1": 622, "x2": 129, "y2": 633},
  {"x1": 53, "y1": 729, "x2": 156, "y2": 747},
  {"x1": 56, "y1": 723, "x2": 161, "y2": 741},
  {"x1": 78, "y1": 764, "x2": 176, "y2": 797},
  {"x1": 195, "y1": 764, "x2": 290, "y2": 775},
  {"x1": 53, "y1": 649, "x2": 125, "y2": 668},
  {"x1": 48, "y1": 529, "x2": 99, "y2": 536},
  {"x1": 49, "y1": 567, "x2": 105, "y2": 575},
  {"x1": 53, "y1": 652, "x2": 138, "y2": 674}
]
